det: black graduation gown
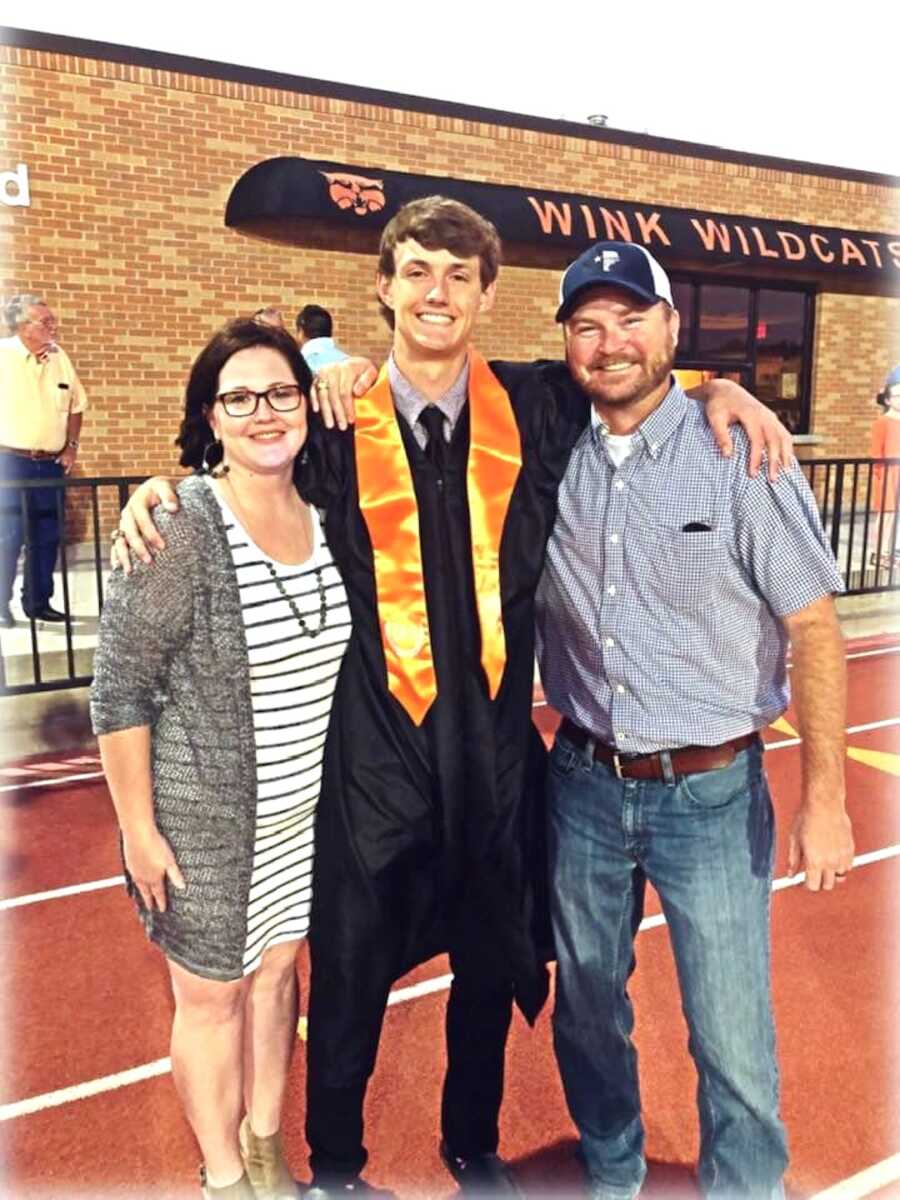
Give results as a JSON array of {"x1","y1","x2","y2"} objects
[{"x1": 297, "y1": 360, "x2": 587, "y2": 1024}]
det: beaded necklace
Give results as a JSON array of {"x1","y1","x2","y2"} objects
[
  {"x1": 261, "y1": 558, "x2": 328, "y2": 638},
  {"x1": 220, "y1": 476, "x2": 328, "y2": 638}
]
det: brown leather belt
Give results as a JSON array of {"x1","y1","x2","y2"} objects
[
  {"x1": 0, "y1": 444, "x2": 61, "y2": 460},
  {"x1": 558, "y1": 717, "x2": 760, "y2": 781}
]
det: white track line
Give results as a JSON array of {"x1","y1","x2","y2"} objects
[
  {"x1": 12, "y1": 708, "x2": 892, "y2": 790},
  {"x1": 809, "y1": 1153, "x2": 900, "y2": 1200},
  {"x1": 0, "y1": 1058, "x2": 172, "y2": 1122},
  {"x1": 20, "y1": 727, "x2": 900, "y2": 783},
  {"x1": 0, "y1": 876, "x2": 124, "y2": 912},
  {"x1": 5, "y1": 739, "x2": 900, "y2": 912},
  {"x1": 3, "y1": 715, "x2": 863, "y2": 795},
  {"x1": 841, "y1": 844, "x2": 900, "y2": 869},
  {"x1": 3, "y1": 844, "x2": 898, "y2": 1123},
  {"x1": 846, "y1": 716, "x2": 900, "y2": 735},
  {"x1": 0, "y1": 769, "x2": 104, "y2": 793},
  {"x1": 1, "y1": 641, "x2": 896, "y2": 792},
  {"x1": 768, "y1": 845, "x2": 898, "y2": 892},
  {"x1": 846, "y1": 645, "x2": 900, "y2": 661},
  {"x1": 792, "y1": 644, "x2": 900, "y2": 667},
  {"x1": 0, "y1": 985, "x2": 454, "y2": 1121},
  {"x1": 766, "y1": 715, "x2": 900, "y2": 752},
  {"x1": 387, "y1": 972, "x2": 453, "y2": 1006},
  {"x1": 640, "y1": 845, "x2": 900, "y2": 914}
]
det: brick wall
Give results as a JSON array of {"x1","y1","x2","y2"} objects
[
  {"x1": 812, "y1": 293, "x2": 900, "y2": 453},
  {"x1": 2, "y1": 44, "x2": 898, "y2": 533}
]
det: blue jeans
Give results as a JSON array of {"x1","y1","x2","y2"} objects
[
  {"x1": 547, "y1": 733, "x2": 787, "y2": 1199},
  {"x1": 0, "y1": 452, "x2": 62, "y2": 614}
]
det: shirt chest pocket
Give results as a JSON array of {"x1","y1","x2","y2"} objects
[
  {"x1": 53, "y1": 382, "x2": 73, "y2": 412},
  {"x1": 646, "y1": 527, "x2": 731, "y2": 611}
]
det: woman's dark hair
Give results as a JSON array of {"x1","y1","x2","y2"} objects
[{"x1": 176, "y1": 319, "x2": 313, "y2": 470}]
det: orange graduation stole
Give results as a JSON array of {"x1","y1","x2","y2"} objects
[{"x1": 354, "y1": 351, "x2": 522, "y2": 726}]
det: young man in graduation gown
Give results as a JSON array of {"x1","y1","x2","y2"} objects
[
  {"x1": 115, "y1": 198, "x2": 791, "y2": 1197},
  {"x1": 298, "y1": 198, "x2": 589, "y2": 1196}
]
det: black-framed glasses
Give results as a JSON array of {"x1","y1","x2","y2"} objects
[{"x1": 215, "y1": 384, "x2": 304, "y2": 417}]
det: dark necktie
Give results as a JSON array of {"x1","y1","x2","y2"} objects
[{"x1": 417, "y1": 404, "x2": 447, "y2": 470}]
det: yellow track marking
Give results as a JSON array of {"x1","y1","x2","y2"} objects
[
  {"x1": 846, "y1": 747, "x2": 900, "y2": 777},
  {"x1": 770, "y1": 716, "x2": 799, "y2": 737}
]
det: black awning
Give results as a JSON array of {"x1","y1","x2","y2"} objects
[{"x1": 226, "y1": 157, "x2": 900, "y2": 288}]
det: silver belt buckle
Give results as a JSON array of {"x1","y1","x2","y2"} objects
[{"x1": 612, "y1": 751, "x2": 624, "y2": 781}]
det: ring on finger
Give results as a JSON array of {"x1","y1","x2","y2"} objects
[
  {"x1": 316, "y1": 377, "x2": 330, "y2": 391},
  {"x1": 110, "y1": 527, "x2": 125, "y2": 543}
]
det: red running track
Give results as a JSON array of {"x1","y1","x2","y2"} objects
[{"x1": 1, "y1": 638, "x2": 898, "y2": 1198}]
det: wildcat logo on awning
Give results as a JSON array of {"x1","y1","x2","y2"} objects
[{"x1": 320, "y1": 171, "x2": 386, "y2": 216}]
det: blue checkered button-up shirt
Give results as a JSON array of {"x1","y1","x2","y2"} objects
[{"x1": 535, "y1": 382, "x2": 845, "y2": 753}]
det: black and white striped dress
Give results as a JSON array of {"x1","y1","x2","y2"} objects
[{"x1": 207, "y1": 478, "x2": 351, "y2": 974}]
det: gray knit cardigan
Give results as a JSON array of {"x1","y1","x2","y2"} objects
[{"x1": 91, "y1": 475, "x2": 260, "y2": 980}]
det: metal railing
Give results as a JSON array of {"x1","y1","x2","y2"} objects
[
  {"x1": 0, "y1": 475, "x2": 146, "y2": 695},
  {"x1": 801, "y1": 457, "x2": 900, "y2": 596},
  {"x1": 1, "y1": 460, "x2": 898, "y2": 695}
]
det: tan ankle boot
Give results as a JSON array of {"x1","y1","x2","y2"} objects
[
  {"x1": 199, "y1": 1165, "x2": 258, "y2": 1199},
  {"x1": 239, "y1": 1114, "x2": 297, "y2": 1199}
]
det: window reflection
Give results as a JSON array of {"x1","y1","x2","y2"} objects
[
  {"x1": 671, "y1": 281, "x2": 693, "y2": 355},
  {"x1": 672, "y1": 277, "x2": 812, "y2": 433},
  {"x1": 697, "y1": 285, "x2": 750, "y2": 359},
  {"x1": 754, "y1": 291, "x2": 805, "y2": 433},
  {"x1": 674, "y1": 369, "x2": 746, "y2": 392}
]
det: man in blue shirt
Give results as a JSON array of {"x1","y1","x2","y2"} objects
[
  {"x1": 296, "y1": 304, "x2": 349, "y2": 374},
  {"x1": 534, "y1": 242, "x2": 855, "y2": 1199}
]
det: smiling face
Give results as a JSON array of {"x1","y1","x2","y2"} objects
[
  {"x1": 376, "y1": 238, "x2": 496, "y2": 364},
  {"x1": 206, "y1": 345, "x2": 308, "y2": 477},
  {"x1": 564, "y1": 286, "x2": 680, "y2": 425}
]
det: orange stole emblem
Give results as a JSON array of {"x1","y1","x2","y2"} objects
[{"x1": 354, "y1": 352, "x2": 522, "y2": 725}]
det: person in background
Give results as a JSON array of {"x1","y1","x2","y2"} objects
[
  {"x1": 92, "y1": 319, "x2": 351, "y2": 1200},
  {"x1": 0, "y1": 293, "x2": 87, "y2": 627},
  {"x1": 870, "y1": 364, "x2": 900, "y2": 569},
  {"x1": 536, "y1": 242, "x2": 854, "y2": 1199},
  {"x1": 295, "y1": 305, "x2": 348, "y2": 374},
  {"x1": 253, "y1": 306, "x2": 287, "y2": 330}
]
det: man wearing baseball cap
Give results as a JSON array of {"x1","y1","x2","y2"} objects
[{"x1": 536, "y1": 241, "x2": 854, "y2": 1198}]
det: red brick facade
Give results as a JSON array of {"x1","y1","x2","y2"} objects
[{"x1": 2, "y1": 39, "x2": 898, "y2": 501}]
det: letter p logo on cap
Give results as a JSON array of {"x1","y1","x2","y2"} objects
[{"x1": 596, "y1": 250, "x2": 621, "y2": 272}]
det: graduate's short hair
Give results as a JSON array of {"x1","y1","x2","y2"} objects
[{"x1": 376, "y1": 196, "x2": 501, "y2": 327}]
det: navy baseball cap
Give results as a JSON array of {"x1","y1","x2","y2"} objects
[{"x1": 556, "y1": 240, "x2": 674, "y2": 321}]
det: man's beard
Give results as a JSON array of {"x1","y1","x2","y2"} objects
[{"x1": 575, "y1": 344, "x2": 675, "y2": 408}]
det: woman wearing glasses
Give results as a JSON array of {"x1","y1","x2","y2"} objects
[{"x1": 91, "y1": 320, "x2": 350, "y2": 1200}]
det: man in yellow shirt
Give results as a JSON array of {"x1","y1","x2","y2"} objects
[{"x1": 0, "y1": 294, "x2": 88, "y2": 626}]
